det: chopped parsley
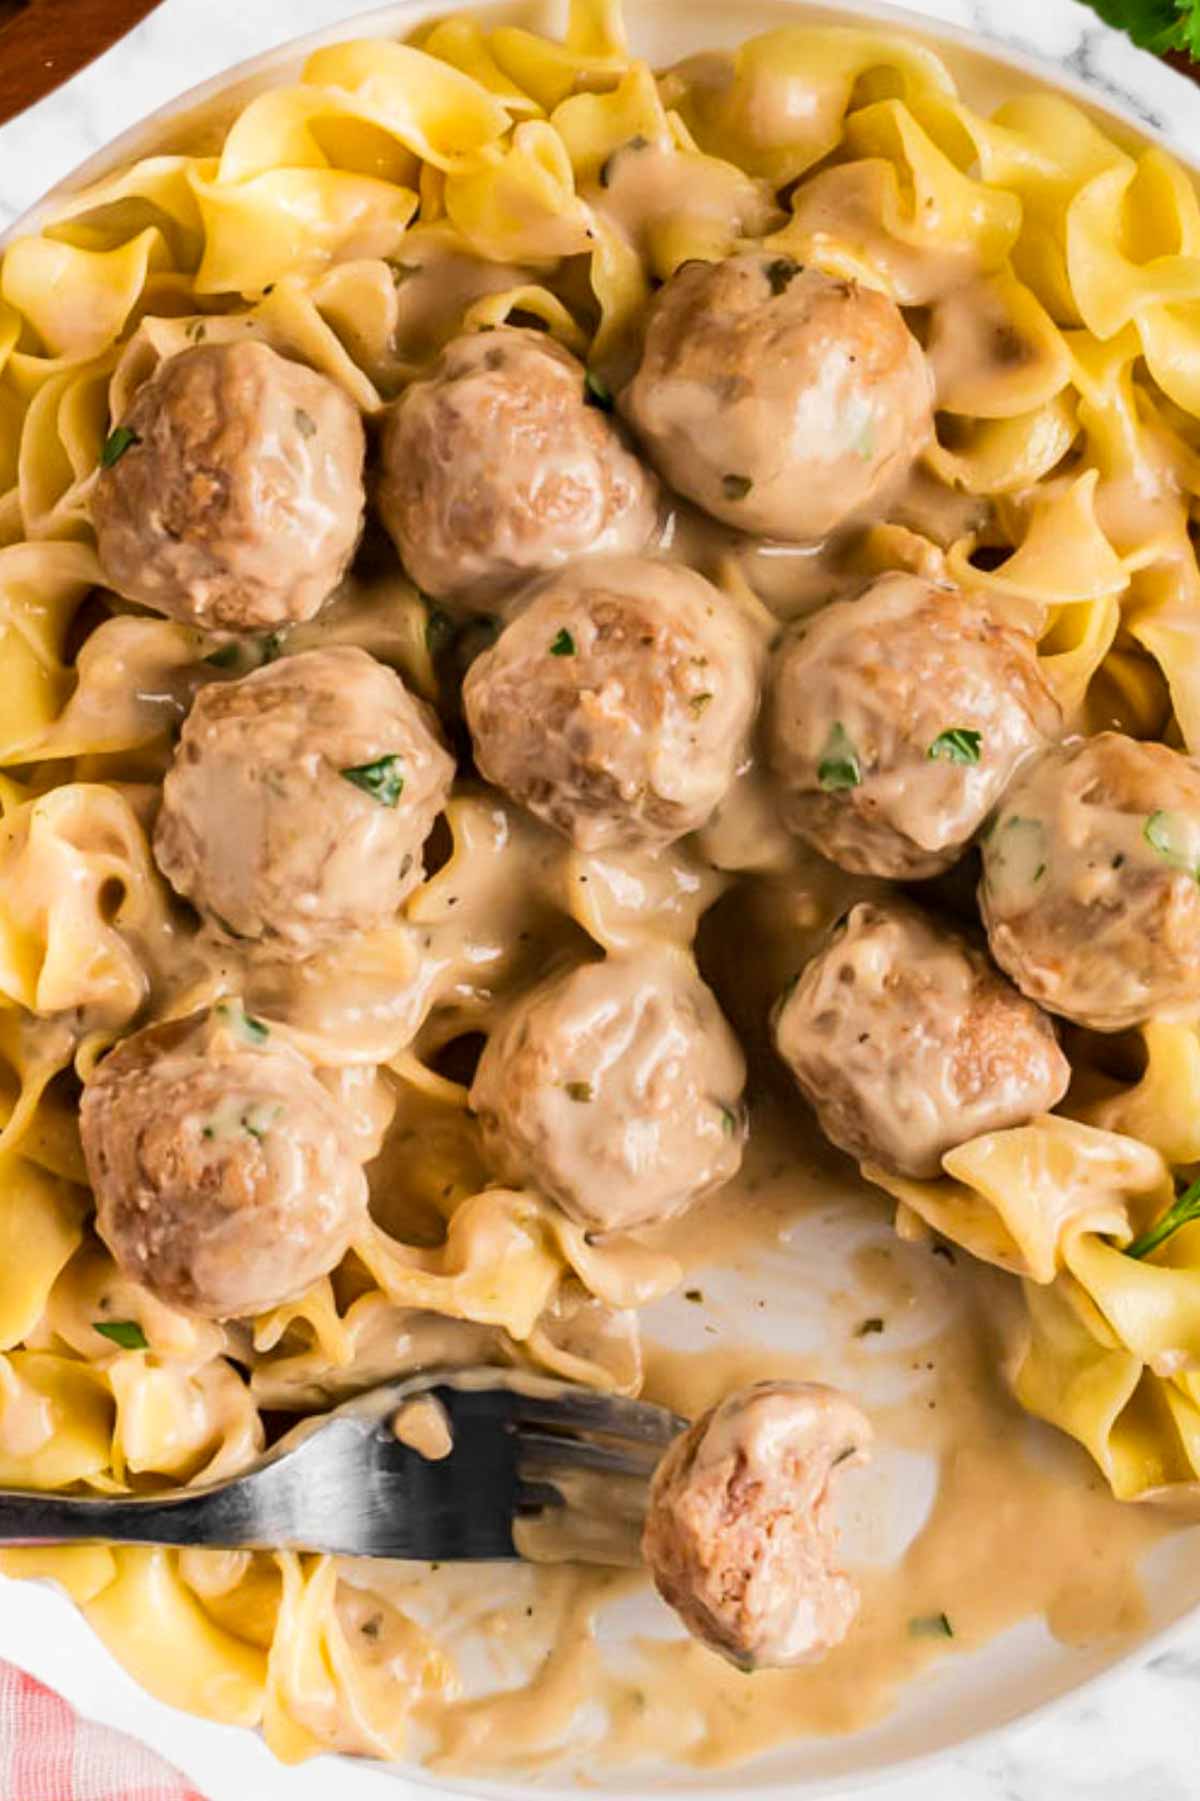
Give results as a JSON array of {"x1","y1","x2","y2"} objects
[
  {"x1": 722, "y1": 473, "x2": 753, "y2": 501},
  {"x1": 909, "y1": 1612, "x2": 954, "y2": 1639},
  {"x1": 764, "y1": 256, "x2": 802, "y2": 295},
  {"x1": 341, "y1": 755, "x2": 406, "y2": 807},
  {"x1": 261, "y1": 631, "x2": 285, "y2": 664},
  {"x1": 856, "y1": 1317, "x2": 884, "y2": 1337},
  {"x1": 584, "y1": 369, "x2": 614, "y2": 411},
  {"x1": 684, "y1": 1288, "x2": 704, "y2": 1303},
  {"x1": 294, "y1": 408, "x2": 317, "y2": 438},
  {"x1": 242, "y1": 1102, "x2": 282, "y2": 1141},
  {"x1": 719, "y1": 1104, "x2": 740, "y2": 1136},
  {"x1": 1143, "y1": 810, "x2": 1200, "y2": 879},
  {"x1": 214, "y1": 1001, "x2": 270, "y2": 1046},
  {"x1": 565, "y1": 1081, "x2": 594, "y2": 1103},
  {"x1": 818, "y1": 722, "x2": 862, "y2": 792},
  {"x1": 100, "y1": 426, "x2": 140, "y2": 469},
  {"x1": 1124, "y1": 1176, "x2": 1200, "y2": 1261},
  {"x1": 549, "y1": 628, "x2": 576, "y2": 657},
  {"x1": 425, "y1": 604, "x2": 456, "y2": 657},
  {"x1": 186, "y1": 319, "x2": 207, "y2": 343},
  {"x1": 690, "y1": 691, "x2": 714, "y2": 716},
  {"x1": 204, "y1": 642, "x2": 242, "y2": 670},
  {"x1": 94, "y1": 1320, "x2": 148, "y2": 1351},
  {"x1": 929, "y1": 728, "x2": 982, "y2": 766}
]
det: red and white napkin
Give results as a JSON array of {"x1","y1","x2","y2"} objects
[{"x1": 0, "y1": 1661, "x2": 207, "y2": 1801}]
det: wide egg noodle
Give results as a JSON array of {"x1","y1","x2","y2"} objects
[{"x1": 0, "y1": 0, "x2": 1199, "y2": 1764}]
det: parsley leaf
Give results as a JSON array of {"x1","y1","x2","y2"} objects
[
  {"x1": 294, "y1": 408, "x2": 317, "y2": 438},
  {"x1": 584, "y1": 369, "x2": 614, "y2": 411},
  {"x1": 204, "y1": 642, "x2": 242, "y2": 670},
  {"x1": 214, "y1": 1001, "x2": 270, "y2": 1046},
  {"x1": 1124, "y1": 1176, "x2": 1200, "y2": 1261},
  {"x1": 1081, "y1": 0, "x2": 1200, "y2": 58},
  {"x1": 722, "y1": 473, "x2": 753, "y2": 500},
  {"x1": 1143, "y1": 809, "x2": 1200, "y2": 879},
  {"x1": 94, "y1": 1320, "x2": 148, "y2": 1351},
  {"x1": 550, "y1": 628, "x2": 576, "y2": 657},
  {"x1": 929, "y1": 728, "x2": 982, "y2": 766},
  {"x1": 818, "y1": 722, "x2": 862, "y2": 792},
  {"x1": 341, "y1": 755, "x2": 406, "y2": 807},
  {"x1": 909, "y1": 1612, "x2": 954, "y2": 1639},
  {"x1": 100, "y1": 426, "x2": 140, "y2": 469},
  {"x1": 565, "y1": 1081, "x2": 593, "y2": 1102}
]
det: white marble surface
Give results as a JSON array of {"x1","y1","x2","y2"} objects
[{"x1": 2, "y1": 2, "x2": 1200, "y2": 1798}]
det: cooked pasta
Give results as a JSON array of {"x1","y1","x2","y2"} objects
[{"x1": 2, "y1": 0, "x2": 1200, "y2": 1771}]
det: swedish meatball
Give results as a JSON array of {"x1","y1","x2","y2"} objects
[
  {"x1": 155, "y1": 646, "x2": 453, "y2": 957},
  {"x1": 981, "y1": 732, "x2": 1200, "y2": 1032},
  {"x1": 93, "y1": 342, "x2": 365, "y2": 631},
  {"x1": 774, "y1": 901, "x2": 1070, "y2": 1178},
  {"x1": 376, "y1": 328, "x2": 660, "y2": 604},
  {"x1": 621, "y1": 255, "x2": 933, "y2": 541},
  {"x1": 463, "y1": 556, "x2": 758, "y2": 852},
  {"x1": 767, "y1": 572, "x2": 1060, "y2": 879},
  {"x1": 642, "y1": 1381, "x2": 871, "y2": 1670},
  {"x1": 81, "y1": 1014, "x2": 368, "y2": 1317},
  {"x1": 469, "y1": 952, "x2": 746, "y2": 1232}
]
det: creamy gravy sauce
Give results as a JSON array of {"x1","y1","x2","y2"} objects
[
  {"x1": 344, "y1": 1089, "x2": 1167, "y2": 1778},
  {"x1": 4, "y1": 15, "x2": 1195, "y2": 1783}
]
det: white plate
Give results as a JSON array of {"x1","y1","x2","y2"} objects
[{"x1": 3, "y1": 5, "x2": 1200, "y2": 1798}]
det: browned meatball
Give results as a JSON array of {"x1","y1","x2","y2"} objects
[
  {"x1": 767, "y1": 572, "x2": 1060, "y2": 879},
  {"x1": 773, "y1": 901, "x2": 1070, "y2": 1178},
  {"x1": 469, "y1": 952, "x2": 746, "y2": 1233},
  {"x1": 621, "y1": 255, "x2": 933, "y2": 541},
  {"x1": 463, "y1": 556, "x2": 758, "y2": 852},
  {"x1": 376, "y1": 328, "x2": 660, "y2": 605},
  {"x1": 155, "y1": 646, "x2": 453, "y2": 958},
  {"x1": 80, "y1": 1014, "x2": 368, "y2": 1318},
  {"x1": 642, "y1": 1381, "x2": 871, "y2": 1670},
  {"x1": 92, "y1": 342, "x2": 365, "y2": 631},
  {"x1": 981, "y1": 733, "x2": 1200, "y2": 1032}
]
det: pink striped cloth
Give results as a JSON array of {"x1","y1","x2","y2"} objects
[{"x1": 0, "y1": 1662, "x2": 206, "y2": 1801}]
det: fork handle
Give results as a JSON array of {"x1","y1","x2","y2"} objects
[{"x1": 0, "y1": 1482, "x2": 258, "y2": 1548}]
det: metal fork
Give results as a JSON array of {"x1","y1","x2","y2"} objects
[{"x1": 0, "y1": 1370, "x2": 684, "y2": 1563}]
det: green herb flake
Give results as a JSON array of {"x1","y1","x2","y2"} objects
[
  {"x1": 856, "y1": 1317, "x2": 884, "y2": 1337},
  {"x1": 764, "y1": 256, "x2": 802, "y2": 295},
  {"x1": 294, "y1": 408, "x2": 317, "y2": 439},
  {"x1": 186, "y1": 319, "x2": 207, "y2": 343},
  {"x1": 100, "y1": 426, "x2": 141, "y2": 469},
  {"x1": 214, "y1": 1001, "x2": 270, "y2": 1046},
  {"x1": 549, "y1": 628, "x2": 576, "y2": 657},
  {"x1": 684, "y1": 1288, "x2": 704, "y2": 1304},
  {"x1": 584, "y1": 369, "x2": 613, "y2": 411},
  {"x1": 853, "y1": 420, "x2": 876, "y2": 461},
  {"x1": 690, "y1": 691, "x2": 714, "y2": 716},
  {"x1": 341, "y1": 754, "x2": 406, "y2": 808},
  {"x1": 261, "y1": 631, "x2": 285, "y2": 664},
  {"x1": 719, "y1": 1104, "x2": 740, "y2": 1137},
  {"x1": 425, "y1": 605, "x2": 456, "y2": 657},
  {"x1": 818, "y1": 722, "x2": 862, "y2": 792},
  {"x1": 204, "y1": 642, "x2": 242, "y2": 670},
  {"x1": 909, "y1": 1612, "x2": 954, "y2": 1639},
  {"x1": 94, "y1": 1319, "x2": 149, "y2": 1351},
  {"x1": 565, "y1": 1081, "x2": 594, "y2": 1103},
  {"x1": 929, "y1": 728, "x2": 982, "y2": 766},
  {"x1": 1124, "y1": 1176, "x2": 1200, "y2": 1261},
  {"x1": 243, "y1": 1102, "x2": 282, "y2": 1141},
  {"x1": 722, "y1": 473, "x2": 753, "y2": 501},
  {"x1": 1143, "y1": 809, "x2": 1200, "y2": 880}
]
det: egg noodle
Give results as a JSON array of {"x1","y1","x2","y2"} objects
[{"x1": 2, "y1": 0, "x2": 1200, "y2": 1769}]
